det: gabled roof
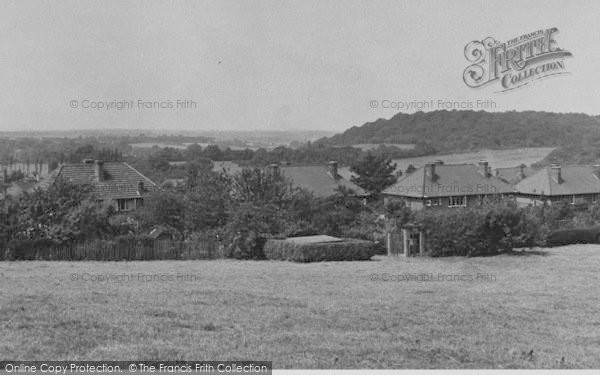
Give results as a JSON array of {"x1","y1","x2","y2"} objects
[
  {"x1": 515, "y1": 165, "x2": 600, "y2": 196},
  {"x1": 280, "y1": 165, "x2": 367, "y2": 197},
  {"x1": 55, "y1": 162, "x2": 158, "y2": 200},
  {"x1": 382, "y1": 163, "x2": 514, "y2": 198},
  {"x1": 495, "y1": 165, "x2": 537, "y2": 185}
]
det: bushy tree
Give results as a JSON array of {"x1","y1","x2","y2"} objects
[
  {"x1": 350, "y1": 152, "x2": 397, "y2": 195},
  {"x1": 14, "y1": 179, "x2": 107, "y2": 243},
  {"x1": 184, "y1": 170, "x2": 231, "y2": 232},
  {"x1": 135, "y1": 190, "x2": 186, "y2": 235}
]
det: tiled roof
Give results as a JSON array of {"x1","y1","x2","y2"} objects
[
  {"x1": 382, "y1": 163, "x2": 514, "y2": 198},
  {"x1": 55, "y1": 162, "x2": 158, "y2": 200},
  {"x1": 515, "y1": 165, "x2": 600, "y2": 196},
  {"x1": 280, "y1": 165, "x2": 368, "y2": 197},
  {"x1": 494, "y1": 165, "x2": 536, "y2": 185}
]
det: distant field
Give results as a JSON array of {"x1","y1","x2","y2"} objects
[
  {"x1": 352, "y1": 143, "x2": 416, "y2": 151},
  {"x1": 129, "y1": 142, "x2": 274, "y2": 151},
  {"x1": 130, "y1": 142, "x2": 191, "y2": 149},
  {"x1": 393, "y1": 147, "x2": 556, "y2": 172},
  {"x1": 1, "y1": 245, "x2": 599, "y2": 368}
]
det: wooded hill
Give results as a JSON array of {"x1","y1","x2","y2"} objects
[{"x1": 322, "y1": 110, "x2": 600, "y2": 155}]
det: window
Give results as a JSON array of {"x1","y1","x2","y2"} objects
[
  {"x1": 593, "y1": 194, "x2": 599, "y2": 204},
  {"x1": 426, "y1": 198, "x2": 442, "y2": 207},
  {"x1": 117, "y1": 199, "x2": 135, "y2": 212},
  {"x1": 448, "y1": 195, "x2": 467, "y2": 207}
]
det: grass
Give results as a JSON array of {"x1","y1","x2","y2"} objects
[{"x1": 1, "y1": 245, "x2": 600, "y2": 368}]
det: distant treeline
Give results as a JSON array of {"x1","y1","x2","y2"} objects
[{"x1": 323, "y1": 110, "x2": 600, "y2": 155}]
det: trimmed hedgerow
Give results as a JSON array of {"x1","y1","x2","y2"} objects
[
  {"x1": 546, "y1": 227, "x2": 600, "y2": 247},
  {"x1": 264, "y1": 238, "x2": 377, "y2": 262}
]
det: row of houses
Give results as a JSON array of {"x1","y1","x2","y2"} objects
[
  {"x1": 381, "y1": 160, "x2": 600, "y2": 210},
  {"x1": 5, "y1": 157, "x2": 600, "y2": 213}
]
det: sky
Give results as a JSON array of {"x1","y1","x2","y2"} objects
[{"x1": 1, "y1": 0, "x2": 599, "y2": 132}]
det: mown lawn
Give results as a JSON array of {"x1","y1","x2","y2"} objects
[{"x1": 1, "y1": 245, "x2": 599, "y2": 368}]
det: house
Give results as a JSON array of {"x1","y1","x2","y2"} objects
[
  {"x1": 54, "y1": 159, "x2": 158, "y2": 212},
  {"x1": 381, "y1": 160, "x2": 514, "y2": 210},
  {"x1": 494, "y1": 164, "x2": 537, "y2": 185},
  {"x1": 276, "y1": 161, "x2": 368, "y2": 198},
  {"x1": 514, "y1": 164, "x2": 600, "y2": 206}
]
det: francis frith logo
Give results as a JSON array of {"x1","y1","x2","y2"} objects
[{"x1": 463, "y1": 27, "x2": 572, "y2": 92}]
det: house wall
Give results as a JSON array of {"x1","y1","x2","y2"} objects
[
  {"x1": 100, "y1": 198, "x2": 144, "y2": 212},
  {"x1": 517, "y1": 193, "x2": 599, "y2": 207},
  {"x1": 384, "y1": 194, "x2": 514, "y2": 210}
]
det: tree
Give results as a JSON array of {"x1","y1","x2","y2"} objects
[
  {"x1": 14, "y1": 178, "x2": 106, "y2": 243},
  {"x1": 350, "y1": 152, "x2": 397, "y2": 195},
  {"x1": 135, "y1": 191, "x2": 186, "y2": 235},
  {"x1": 184, "y1": 170, "x2": 231, "y2": 231},
  {"x1": 203, "y1": 145, "x2": 224, "y2": 161},
  {"x1": 185, "y1": 158, "x2": 213, "y2": 189},
  {"x1": 185, "y1": 143, "x2": 204, "y2": 161}
]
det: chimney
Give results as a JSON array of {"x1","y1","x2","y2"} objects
[
  {"x1": 328, "y1": 161, "x2": 339, "y2": 179},
  {"x1": 550, "y1": 164, "x2": 562, "y2": 183},
  {"x1": 425, "y1": 162, "x2": 436, "y2": 180},
  {"x1": 267, "y1": 163, "x2": 280, "y2": 177},
  {"x1": 519, "y1": 164, "x2": 526, "y2": 179},
  {"x1": 593, "y1": 164, "x2": 600, "y2": 179},
  {"x1": 478, "y1": 160, "x2": 490, "y2": 177},
  {"x1": 94, "y1": 160, "x2": 104, "y2": 182}
]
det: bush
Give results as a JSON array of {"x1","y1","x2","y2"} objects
[
  {"x1": 414, "y1": 202, "x2": 543, "y2": 257},
  {"x1": 224, "y1": 231, "x2": 267, "y2": 260},
  {"x1": 264, "y1": 238, "x2": 377, "y2": 262}
]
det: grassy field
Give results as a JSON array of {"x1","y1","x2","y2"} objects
[
  {"x1": 1, "y1": 245, "x2": 599, "y2": 368},
  {"x1": 392, "y1": 147, "x2": 556, "y2": 171}
]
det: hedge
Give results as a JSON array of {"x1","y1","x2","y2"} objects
[
  {"x1": 264, "y1": 238, "x2": 377, "y2": 262},
  {"x1": 546, "y1": 227, "x2": 600, "y2": 247}
]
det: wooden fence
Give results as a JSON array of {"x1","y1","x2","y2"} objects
[{"x1": 1, "y1": 237, "x2": 222, "y2": 261}]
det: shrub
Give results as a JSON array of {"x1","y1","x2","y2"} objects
[
  {"x1": 264, "y1": 238, "x2": 377, "y2": 262},
  {"x1": 414, "y1": 202, "x2": 543, "y2": 257}
]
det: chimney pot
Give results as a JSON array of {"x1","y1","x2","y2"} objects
[
  {"x1": 94, "y1": 160, "x2": 104, "y2": 182},
  {"x1": 519, "y1": 164, "x2": 526, "y2": 179},
  {"x1": 478, "y1": 160, "x2": 490, "y2": 177}
]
